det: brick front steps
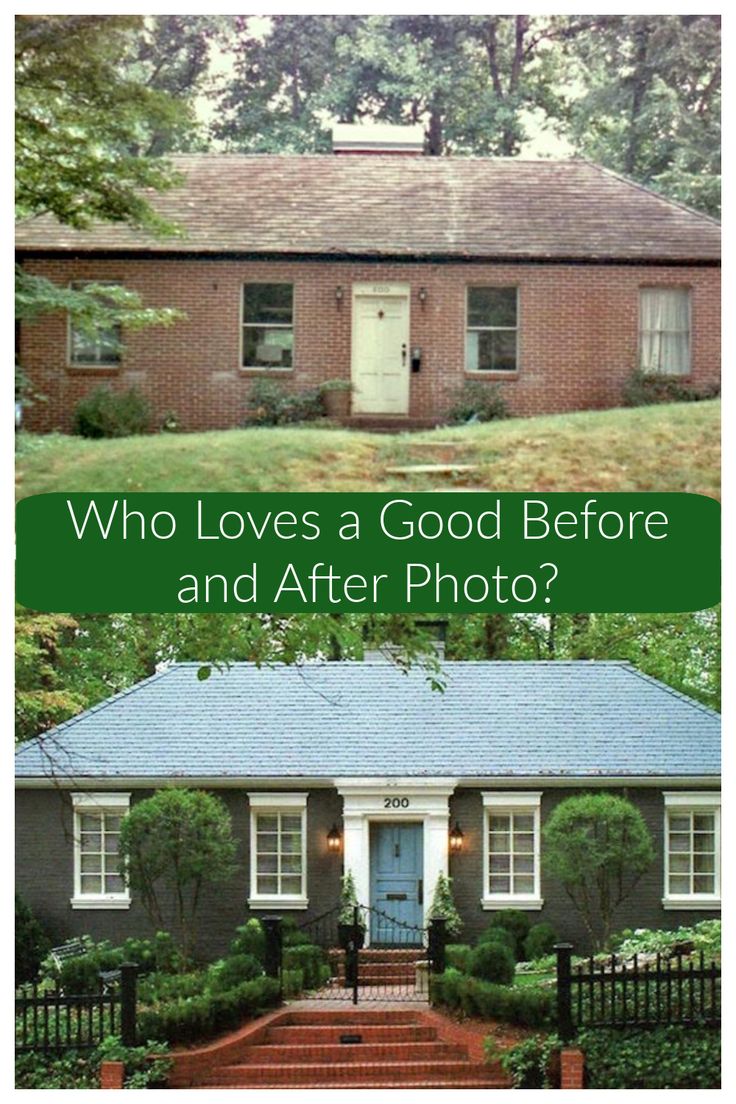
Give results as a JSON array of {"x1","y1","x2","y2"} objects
[
  {"x1": 168, "y1": 1006, "x2": 510, "y2": 1089},
  {"x1": 328, "y1": 946, "x2": 424, "y2": 988}
]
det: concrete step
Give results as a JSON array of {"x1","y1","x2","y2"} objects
[
  {"x1": 264, "y1": 1023, "x2": 438, "y2": 1045},
  {"x1": 384, "y1": 463, "x2": 479, "y2": 475}
]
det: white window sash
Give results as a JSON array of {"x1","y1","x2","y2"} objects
[
  {"x1": 241, "y1": 283, "x2": 294, "y2": 370},
  {"x1": 465, "y1": 287, "x2": 519, "y2": 373},
  {"x1": 662, "y1": 792, "x2": 721, "y2": 909},
  {"x1": 481, "y1": 791, "x2": 543, "y2": 910},
  {"x1": 71, "y1": 792, "x2": 130, "y2": 909},
  {"x1": 248, "y1": 793, "x2": 308, "y2": 909}
]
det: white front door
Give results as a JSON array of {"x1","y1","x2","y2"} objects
[{"x1": 351, "y1": 285, "x2": 410, "y2": 414}]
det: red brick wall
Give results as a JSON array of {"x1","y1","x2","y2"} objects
[{"x1": 18, "y1": 256, "x2": 721, "y2": 432}]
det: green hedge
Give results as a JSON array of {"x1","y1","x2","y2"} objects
[
  {"x1": 283, "y1": 944, "x2": 328, "y2": 990},
  {"x1": 579, "y1": 1026, "x2": 720, "y2": 1089},
  {"x1": 468, "y1": 941, "x2": 515, "y2": 985},
  {"x1": 137, "y1": 976, "x2": 281, "y2": 1046},
  {"x1": 446, "y1": 944, "x2": 473, "y2": 973},
  {"x1": 431, "y1": 970, "x2": 553, "y2": 1027}
]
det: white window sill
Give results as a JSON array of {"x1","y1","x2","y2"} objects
[
  {"x1": 70, "y1": 897, "x2": 131, "y2": 910},
  {"x1": 248, "y1": 896, "x2": 308, "y2": 910},
  {"x1": 662, "y1": 897, "x2": 721, "y2": 911},
  {"x1": 481, "y1": 897, "x2": 544, "y2": 911}
]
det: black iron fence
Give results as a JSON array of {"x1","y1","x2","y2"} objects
[
  {"x1": 263, "y1": 907, "x2": 447, "y2": 1004},
  {"x1": 556, "y1": 943, "x2": 721, "y2": 1042},
  {"x1": 15, "y1": 963, "x2": 138, "y2": 1054}
]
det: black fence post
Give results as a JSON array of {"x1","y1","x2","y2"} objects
[
  {"x1": 119, "y1": 963, "x2": 138, "y2": 1048},
  {"x1": 428, "y1": 917, "x2": 447, "y2": 976},
  {"x1": 349, "y1": 905, "x2": 361, "y2": 1004},
  {"x1": 555, "y1": 943, "x2": 574, "y2": 1043},
  {"x1": 261, "y1": 916, "x2": 283, "y2": 984}
]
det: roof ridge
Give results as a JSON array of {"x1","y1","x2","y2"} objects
[{"x1": 580, "y1": 158, "x2": 721, "y2": 227}]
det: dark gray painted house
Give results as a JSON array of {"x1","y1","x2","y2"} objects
[{"x1": 15, "y1": 660, "x2": 720, "y2": 955}]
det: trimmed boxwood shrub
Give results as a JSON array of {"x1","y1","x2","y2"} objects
[
  {"x1": 229, "y1": 919, "x2": 266, "y2": 962},
  {"x1": 283, "y1": 944, "x2": 327, "y2": 989},
  {"x1": 431, "y1": 971, "x2": 553, "y2": 1028},
  {"x1": 523, "y1": 922, "x2": 558, "y2": 962},
  {"x1": 486, "y1": 909, "x2": 532, "y2": 959},
  {"x1": 207, "y1": 953, "x2": 263, "y2": 993},
  {"x1": 468, "y1": 940, "x2": 515, "y2": 985},
  {"x1": 478, "y1": 925, "x2": 517, "y2": 959},
  {"x1": 446, "y1": 944, "x2": 473, "y2": 973},
  {"x1": 579, "y1": 1026, "x2": 720, "y2": 1089},
  {"x1": 137, "y1": 975, "x2": 281, "y2": 1046}
]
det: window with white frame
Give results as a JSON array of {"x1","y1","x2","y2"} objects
[
  {"x1": 68, "y1": 282, "x2": 122, "y2": 366},
  {"x1": 466, "y1": 287, "x2": 518, "y2": 372},
  {"x1": 71, "y1": 793, "x2": 130, "y2": 908},
  {"x1": 663, "y1": 792, "x2": 720, "y2": 908},
  {"x1": 482, "y1": 792, "x2": 542, "y2": 909},
  {"x1": 248, "y1": 793, "x2": 307, "y2": 907},
  {"x1": 242, "y1": 283, "x2": 294, "y2": 369},
  {"x1": 639, "y1": 287, "x2": 691, "y2": 376}
]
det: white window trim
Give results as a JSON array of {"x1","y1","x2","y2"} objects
[
  {"x1": 248, "y1": 792, "x2": 308, "y2": 909},
  {"x1": 481, "y1": 791, "x2": 543, "y2": 910},
  {"x1": 67, "y1": 281, "x2": 123, "y2": 368},
  {"x1": 465, "y1": 286, "x2": 520, "y2": 376},
  {"x1": 71, "y1": 792, "x2": 130, "y2": 910},
  {"x1": 662, "y1": 791, "x2": 721, "y2": 910},
  {"x1": 240, "y1": 282, "x2": 295, "y2": 372}
]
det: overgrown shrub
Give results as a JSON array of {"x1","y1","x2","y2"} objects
[
  {"x1": 283, "y1": 944, "x2": 327, "y2": 989},
  {"x1": 579, "y1": 1026, "x2": 720, "y2": 1089},
  {"x1": 15, "y1": 1038, "x2": 170, "y2": 1090},
  {"x1": 137, "y1": 975, "x2": 281, "y2": 1046},
  {"x1": 15, "y1": 894, "x2": 50, "y2": 984},
  {"x1": 498, "y1": 1033, "x2": 561, "y2": 1088},
  {"x1": 431, "y1": 970, "x2": 553, "y2": 1027},
  {"x1": 446, "y1": 944, "x2": 473, "y2": 973},
  {"x1": 41, "y1": 938, "x2": 126, "y2": 993},
  {"x1": 523, "y1": 922, "x2": 558, "y2": 962},
  {"x1": 622, "y1": 369, "x2": 720, "y2": 408},
  {"x1": 447, "y1": 380, "x2": 508, "y2": 424},
  {"x1": 468, "y1": 940, "x2": 515, "y2": 985},
  {"x1": 73, "y1": 386, "x2": 150, "y2": 438},
  {"x1": 281, "y1": 916, "x2": 313, "y2": 947},
  {"x1": 611, "y1": 919, "x2": 720, "y2": 959},
  {"x1": 245, "y1": 379, "x2": 324, "y2": 426},
  {"x1": 229, "y1": 919, "x2": 266, "y2": 962},
  {"x1": 478, "y1": 925, "x2": 517, "y2": 959},
  {"x1": 207, "y1": 953, "x2": 263, "y2": 993},
  {"x1": 120, "y1": 932, "x2": 184, "y2": 975},
  {"x1": 485, "y1": 910, "x2": 532, "y2": 959}
]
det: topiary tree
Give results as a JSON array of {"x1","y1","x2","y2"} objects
[
  {"x1": 118, "y1": 788, "x2": 238, "y2": 963},
  {"x1": 428, "y1": 872, "x2": 463, "y2": 938},
  {"x1": 468, "y1": 939, "x2": 516, "y2": 985},
  {"x1": 543, "y1": 793, "x2": 655, "y2": 951},
  {"x1": 15, "y1": 894, "x2": 50, "y2": 984},
  {"x1": 485, "y1": 909, "x2": 532, "y2": 959},
  {"x1": 523, "y1": 922, "x2": 558, "y2": 963}
]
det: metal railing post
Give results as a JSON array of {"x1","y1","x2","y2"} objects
[
  {"x1": 119, "y1": 963, "x2": 138, "y2": 1048},
  {"x1": 261, "y1": 916, "x2": 283, "y2": 986},
  {"x1": 555, "y1": 943, "x2": 574, "y2": 1043}
]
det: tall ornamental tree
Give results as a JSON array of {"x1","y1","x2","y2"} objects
[
  {"x1": 543, "y1": 793, "x2": 655, "y2": 950},
  {"x1": 118, "y1": 789, "x2": 238, "y2": 961}
]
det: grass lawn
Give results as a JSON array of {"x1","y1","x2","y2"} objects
[{"x1": 15, "y1": 400, "x2": 720, "y2": 499}]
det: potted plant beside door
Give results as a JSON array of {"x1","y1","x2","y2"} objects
[{"x1": 320, "y1": 378, "x2": 353, "y2": 419}]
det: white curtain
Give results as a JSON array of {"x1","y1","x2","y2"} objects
[{"x1": 640, "y1": 288, "x2": 691, "y2": 375}]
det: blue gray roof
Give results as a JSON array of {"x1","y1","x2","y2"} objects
[{"x1": 14, "y1": 661, "x2": 720, "y2": 782}]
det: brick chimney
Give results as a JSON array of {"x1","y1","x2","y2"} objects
[{"x1": 332, "y1": 122, "x2": 425, "y2": 155}]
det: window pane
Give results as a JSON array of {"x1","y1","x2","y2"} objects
[
  {"x1": 693, "y1": 832, "x2": 715, "y2": 853},
  {"x1": 281, "y1": 833, "x2": 301, "y2": 855},
  {"x1": 669, "y1": 853, "x2": 691, "y2": 873},
  {"x1": 489, "y1": 832, "x2": 510, "y2": 853},
  {"x1": 81, "y1": 833, "x2": 102, "y2": 852},
  {"x1": 80, "y1": 813, "x2": 102, "y2": 832},
  {"x1": 490, "y1": 854, "x2": 510, "y2": 873},
  {"x1": 513, "y1": 832, "x2": 534, "y2": 854},
  {"x1": 669, "y1": 815, "x2": 690, "y2": 833},
  {"x1": 668, "y1": 874, "x2": 690, "y2": 894},
  {"x1": 693, "y1": 874, "x2": 715, "y2": 893},
  {"x1": 514, "y1": 855, "x2": 534, "y2": 874},
  {"x1": 489, "y1": 875, "x2": 510, "y2": 893},
  {"x1": 468, "y1": 288, "x2": 516, "y2": 328},
  {"x1": 281, "y1": 815, "x2": 302, "y2": 833},
  {"x1": 243, "y1": 284, "x2": 293, "y2": 325},
  {"x1": 513, "y1": 875, "x2": 534, "y2": 894},
  {"x1": 104, "y1": 835, "x2": 119, "y2": 856},
  {"x1": 257, "y1": 875, "x2": 278, "y2": 895},
  {"x1": 257, "y1": 815, "x2": 278, "y2": 832},
  {"x1": 281, "y1": 853, "x2": 302, "y2": 874},
  {"x1": 514, "y1": 814, "x2": 534, "y2": 832},
  {"x1": 693, "y1": 814, "x2": 715, "y2": 833},
  {"x1": 104, "y1": 875, "x2": 125, "y2": 894},
  {"x1": 669, "y1": 832, "x2": 690, "y2": 852},
  {"x1": 81, "y1": 874, "x2": 103, "y2": 894},
  {"x1": 81, "y1": 854, "x2": 102, "y2": 873},
  {"x1": 694, "y1": 853, "x2": 715, "y2": 874},
  {"x1": 281, "y1": 875, "x2": 302, "y2": 895},
  {"x1": 243, "y1": 326, "x2": 293, "y2": 368},
  {"x1": 106, "y1": 816, "x2": 123, "y2": 832},
  {"x1": 257, "y1": 833, "x2": 278, "y2": 852},
  {"x1": 468, "y1": 329, "x2": 517, "y2": 372},
  {"x1": 257, "y1": 854, "x2": 278, "y2": 874},
  {"x1": 489, "y1": 816, "x2": 510, "y2": 832}
]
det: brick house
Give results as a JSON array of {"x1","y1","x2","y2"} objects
[
  {"x1": 15, "y1": 126, "x2": 720, "y2": 432},
  {"x1": 15, "y1": 658, "x2": 720, "y2": 956}
]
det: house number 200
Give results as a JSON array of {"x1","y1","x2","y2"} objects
[{"x1": 384, "y1": 797, "x2": 410, "y2": 808}]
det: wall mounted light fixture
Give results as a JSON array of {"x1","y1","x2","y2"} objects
[
  {"x1": 418, "y1": 287, "x2": 428, "y2": 308},
  {"x1": 449, "y1": 821, "x2": 464, "y2": 853},
  {"x1": 327, "y1": 823, "x2": 343, "y2": 853},
  {"x1": 335, "y1": 286, "x2": 345, "y2": 308}
]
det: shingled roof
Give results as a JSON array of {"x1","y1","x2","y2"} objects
[
  {"x1": 14, "y1": 661, "x2": 720, "y2": 783},
  {"x1": 14, "y1": 154, "x2": 720, "y2": 263}
]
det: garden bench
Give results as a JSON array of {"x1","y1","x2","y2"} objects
[{"x1": 50, "y1": 939, "x2": 121, "y2": 992}]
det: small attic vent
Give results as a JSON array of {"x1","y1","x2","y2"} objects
[{"x1": 332, "y1": 122, "x2": 425, "y2": 155}]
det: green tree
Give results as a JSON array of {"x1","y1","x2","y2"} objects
[
  {"x1": 543, "y1": 793, "x2": 655, "y2": 950},
  {"x1": 563, "y1": 15, "x2": 721, "y2": 215},
  {"x1": 428, "y1": 872, "x2": 462, "y2": 938},
  {"x1": 15, "y1": 15, "x2": 186, "y2": 334},
  {"x1": 118, "y1": 789, "x2": 238, "y2": 961}
]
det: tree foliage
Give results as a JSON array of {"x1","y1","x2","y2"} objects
[
  {"x1": 543, "y1": 793, "x2": 655, "y2": 950},
  {"x1": 118, "y1": 789, "x2": 238, "y2": 960}
]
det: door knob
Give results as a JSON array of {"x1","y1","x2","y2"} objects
[{"x1": 401, "y1": 343, "x2": 407, "y2": 364}]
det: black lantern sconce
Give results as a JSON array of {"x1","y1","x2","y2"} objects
[
  {"x1": 327, "y1": 823, "x2": 343, "y2": 854},
  {"x1": 449, "y1": 821, "x2": 464, "y2": 854},
  {"x1": 335, "y1": 286, "x2": 345, "y2": 309},
  {"x1": 418, "y1": 287, "x2": 428, "y2": 309}
]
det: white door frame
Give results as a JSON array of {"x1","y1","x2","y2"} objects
[
  {"x1": 336, "y1": 777, "x2": 456, "y2": 946},
  {"x1": 351, "y1": 282, "x2": 411, "y2": 415}
]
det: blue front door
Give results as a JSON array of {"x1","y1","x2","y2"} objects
[{"x1": 369, "y1": 822, "x2": 424, "y2": 944}]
